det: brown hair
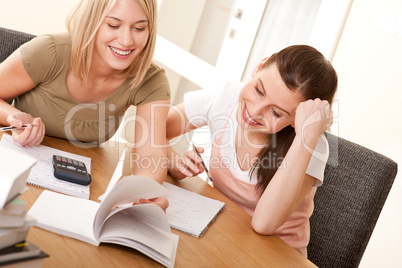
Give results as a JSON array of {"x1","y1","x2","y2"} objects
[{"x1": 250, "y1": 45, "x2": 338, "y2": 194}]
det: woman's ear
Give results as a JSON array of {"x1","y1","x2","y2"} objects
[{"x1": 251, "y1": 57, "x2": 269, "y2": 77}]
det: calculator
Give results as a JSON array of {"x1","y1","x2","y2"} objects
[{"x1": 52, "y1": 155, "x2": 92, "y2": 186}]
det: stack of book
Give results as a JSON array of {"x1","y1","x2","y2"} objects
[{"x1": 0, "y1": 147, "x2": 49, "y2": 267}]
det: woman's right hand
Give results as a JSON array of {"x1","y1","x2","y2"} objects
[
  {"x1": 168, "y1": 146, "x2": 206, "y2": 180},
  {"x1": 7, "y1": 113, "x2": 45, "y2": 147}
]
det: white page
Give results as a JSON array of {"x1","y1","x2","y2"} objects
[
  {"x1": 94, "y1": 175, "x2": 170, "y2": 238},
  {"x1": 100, "y1": 204, "x2": 177, "y2": 258},
  {"x1": 0, "y1": 134, "x2": 91, "y2": 199},
  {"x1": 164, "y1": 182, "x2": 225, "y2": 237},
  {"x1": 98, "y1": 147, "x2": 126, "y2": 201},
  {"x1": 28, "y1": 190, "x2": 99, "y2": 245}
]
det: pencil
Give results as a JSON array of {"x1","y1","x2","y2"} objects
[
  {"x1": 0, "y1": 124, "x2": 36, "y2": 132},
  {"x1": 192, "y1": 144, "x2": 213, "y2": 182}
]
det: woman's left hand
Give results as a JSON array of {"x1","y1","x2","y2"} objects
[
  {"x1": 133, "y1": 196, "x2": 169, "y2": 212},
  {"x1": 294, "y1": 98, "x2": 333, "y2": 145}
]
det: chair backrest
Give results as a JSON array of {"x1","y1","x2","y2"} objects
[
  {"x1": 308, "y1": 133, "x2": 398, "y2": 268},
  {"x1": 0, "y1": 27, "x2": 35, "y2": 63}
]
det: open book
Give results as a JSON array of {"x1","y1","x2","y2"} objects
[{"x1": 28, "y1": 175, "x2": 178, "y2": 268}]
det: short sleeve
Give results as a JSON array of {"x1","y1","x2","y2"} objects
[
  {"x1": 306, "y1": 133, "x2": 329, "y2": 187},
  {"x1": 20, "y1": 34, "x2": 69, "y2": 85},
  {"x1": 129, "y1": 64, "x2": 171, "y2": 106},
  {"x1": 183, "y1": 87, "x2": 219, "y2": 127}
]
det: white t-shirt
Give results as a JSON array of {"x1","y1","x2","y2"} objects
[{"x1": 184, "y1": 81, "x2": 329, "y2": 186}]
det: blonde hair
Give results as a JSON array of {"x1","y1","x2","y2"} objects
[{"x1": 66, "y1": 0, "x2": 158, "y2": 90}]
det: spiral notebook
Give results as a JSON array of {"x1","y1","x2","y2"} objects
[
  {"x1": 0, "y1": 134, "x2": 91, "y2": 199},
  {"x1": 164, "y1": 182, "x2": 225, "y2": 238}
]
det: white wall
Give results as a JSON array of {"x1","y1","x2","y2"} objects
[
  {"x1": 1, "y1": 0, "x2": 401, "y2": 267},
  {"x1": 0, "y1": 0, "x2": 79, "y2": 35},
  {"x1": 332, "y1": 0, "x2": 402, "y2": 267}
]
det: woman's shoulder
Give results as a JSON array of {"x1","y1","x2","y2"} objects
[
  {"x1": 209, "y1": 80, "x2": 244, "y2": 109},
  {"x1": 138, "y1": 62, "x2": 168, "y2": 87},
  {"x1": 22, "y1": 32, "x2": 70, "y2": 49},
  {"x1": 20, "y1": 32, "x2": 71, "y2": 84},
  {"x1": 20, "y1": 32, "x2": 71, "y2": 62}
]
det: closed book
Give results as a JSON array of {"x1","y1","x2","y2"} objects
[
  {"x1": 0, "y1": 242, "x2": 41, "y2": 263},
  {"x1": 0, "y1": 251, "x2": 48, "y2": 268},
  {"x1": 1, "y1": 198, "x2": 26, "y2": 216},
  {"x1": 0, "y1": 213, "x2": 27, "y2": 228},
  {"x1": 0, "y1": 147, "x2": 37, "y2": 209},
  {"x1": 0, "y1": 215, "x2": 36, "y2": 250}
]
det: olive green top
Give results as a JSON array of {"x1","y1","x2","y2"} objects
[{"x1": 15, "y1": 33, "x2": 170, "y2": 144}]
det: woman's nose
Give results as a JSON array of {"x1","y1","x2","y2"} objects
[
  {"x1": 248, "y1": 103, "x2": 265, "y2": 118},
  {"x1": 118, "y1": 27, "x2": 134, "y2": 47}
]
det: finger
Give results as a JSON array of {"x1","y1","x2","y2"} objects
[
  {"x1": 177, "y1": 163, "x2": 195, "y2": 177},
  {"x1": 13, "y1": 126, "x2": 33, "y2": 147},
  {"x1": 193, "y1": 146, "x2": 204, "y2": 154},
  {"x1": 139, "y1": 199, "x2": 150, "y2": 204},
  {"x1": 28, "y1": 118, "x2": 45, "y2": 146},
  {"x1": 182, "y1": 154, "x2": 202, "y2": 173},
  {"x1": 22, "y1": 122, "x2": 42, "y2": 147},
  {"x1": 149, "y1": 197, "x2": 169, "y2": 211},
  {"x1": 25, "y1": 120, "x2": 41, "y2": 147},
  {"x1": 7, "y1": 115, "x2": 23, "y2": 128},
  {"x1": 184, "y1": 150, "x2": 203, "y2": 164}
]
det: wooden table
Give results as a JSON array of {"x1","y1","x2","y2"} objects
[{"x1": 8, "y1": 135, "x2": 317, "y2": 267}]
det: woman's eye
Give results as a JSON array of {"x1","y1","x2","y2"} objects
[
  {"x1": 272, "y1": 109, "x2": 281, "y2": 118},
  {"x1": 255, "y1": 87, "x2": 263, "y2": 96},
  {"x1": 108, "y1": 24, "x2": 119, "y2": 29},
  {"x1": 133, "y1": 27, "x2": 146, "y2": 31}
]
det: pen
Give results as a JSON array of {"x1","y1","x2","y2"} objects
[
  {"x1": 192, "y1": 144, "x2": 213, "y2": 182},
  {"x1": 0, "y1": 124, "x2": 36, "y2": 132}
]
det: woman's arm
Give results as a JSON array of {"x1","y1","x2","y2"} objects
[
  {"x1": 0, "y1": 50, "x2": 45, "y2": 146},
  {"x1": 252, "y1": 98, "x2": 332, "y2": 234},
  {"x1": 166, "y1": 103, "x2": 205, "y2": 179},
  {"x1": 132, "y1": 99, "x2": 170, "y2": 183}
]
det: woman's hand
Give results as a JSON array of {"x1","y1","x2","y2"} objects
[
  {"x1": 7, "y1": 113, "x2": 45, "y2": 146},
  {"x1": 133, "y1": 196, "x2": 169, "y2": 212},
  {"x1": 294, "y1": 98, "x2": 333, "y2": 147},
  {"x1": 168, "y1": 146, "x2": 205, "y2": 180}
]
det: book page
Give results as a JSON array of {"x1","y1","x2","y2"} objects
[
  {"x1": 100, "y1": 204, "x2": 178, "y2": 259},
  {"x1": 0, "y1": 134, "x2": 91, "y2": 199},
  {"x1": 94, "y1": 175, "x2": 170, "y2": 239},
  {"x1": 164, "y1": 182, "x2": 225, "y2": 237},
  {"x1": 98, "y1": 147, "x2": 126, "y2": 201},
  {"x1": 28, "y1": 190, "x2": 99, "y2": 245},
  {"x1": 93, "y1": 175, "x2": 169, "y2": 238}
]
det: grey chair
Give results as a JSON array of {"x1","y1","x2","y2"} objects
[
  {"x1": 308, "y1": 133, "x2": 398, "y2": 268},
  {"x1": 0, "y1": 27, "x2": 35, "y2": 104},
  {"x1": 0, "y1": 27, "x2": 35, "y2": 63}
]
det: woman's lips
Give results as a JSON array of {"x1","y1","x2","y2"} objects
[{"x1": 243, "y1": 104, "x2": 262, "y2": 126}]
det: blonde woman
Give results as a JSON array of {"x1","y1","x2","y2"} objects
[
  {"x1": 0, "y1": 0, "x2": 169, "y2": 209},
  {"x1": 0, "y1": 0, "x2": 169, "y2": 180}
]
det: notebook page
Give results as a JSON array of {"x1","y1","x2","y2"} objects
[
  {"x1": 0, "y1": 134, "x2": 91, "y2": 199},
  {"x1": 163, "y1": 182, "x2": 225, "y2": 237}
]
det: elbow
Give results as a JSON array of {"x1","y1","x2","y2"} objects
[{"x1": 251, "y1": 217, "x2": 277, "y2": 236}]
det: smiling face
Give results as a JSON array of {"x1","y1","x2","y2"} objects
[
  {"x1": 93, "y1": 0, "x2": 149, "y2": 73},
  {"x1": 237, "y1": 64, "x2": 304, "y2": 139}
]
